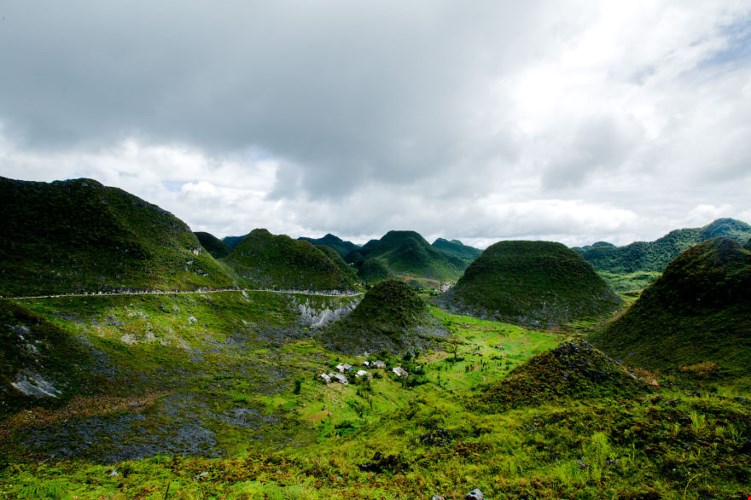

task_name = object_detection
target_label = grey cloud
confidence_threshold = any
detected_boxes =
[0,0,537,199]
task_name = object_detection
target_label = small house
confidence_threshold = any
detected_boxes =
[336,363,353,373]
[372,360,386,369]
[333,373,349,385]
[392,367,409,378]
[355,370,371,378]
[320,373,332,384]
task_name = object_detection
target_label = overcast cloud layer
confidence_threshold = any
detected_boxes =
[1,0,751,247]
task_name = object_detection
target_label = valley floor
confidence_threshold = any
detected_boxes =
[1,292,749,498]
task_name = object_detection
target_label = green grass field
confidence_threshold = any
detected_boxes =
[1,294,750,498]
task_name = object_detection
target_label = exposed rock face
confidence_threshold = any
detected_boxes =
[11,371,61,398]
[296,298,358,328]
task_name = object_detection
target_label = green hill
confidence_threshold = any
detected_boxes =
[319,279,446,354]
[591,238,751,379]
[223,229,357,291]
[443,241,622,327]
[316,245,359,283]
[195,231,231,259]
[0,177,235,296]
[299,233,361,258]
[222,235,245,249]
[431,238,482,265]
[480,342,646,411]
[576,218,751,274]
[345,231,467,284]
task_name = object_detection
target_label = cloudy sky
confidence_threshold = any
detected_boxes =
[1,1,750,247]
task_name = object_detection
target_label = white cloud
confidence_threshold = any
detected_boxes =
[1,1,750,247]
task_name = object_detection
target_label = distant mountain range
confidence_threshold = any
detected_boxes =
[343,231,480,284]
[298,233,361,258]
[575,218,751,274]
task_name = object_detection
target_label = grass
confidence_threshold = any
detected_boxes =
[1,293,750,498]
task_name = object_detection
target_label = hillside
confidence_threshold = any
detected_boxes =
[319,279,446,353]
[345,231,467,284]
[223,229,357,291]
[0,300,95,418]
[443,241,622,327]
[480,342,646,410]
[592,238,751,379]
[431,238,482,265]
[0,177,235,296]
[222,235,245,249]
[299,233,361,258]
[194,231,231,259]
[576,218,751,273]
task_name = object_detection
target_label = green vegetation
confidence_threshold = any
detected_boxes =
[592,238,751,386]
[319,279,445,354]
[431,238,482,265]
[576,218,751,274]
[2,296,750,498]
[480,342,647,411]
[222,235,245,249]
[1,178,750,498]
[0,177,236,296]
[299,233,361,258]
[346,231,469,286]
[598,270,661,294]
[223,229,358,291]
[194,231,231,259]
[444,241,623,327]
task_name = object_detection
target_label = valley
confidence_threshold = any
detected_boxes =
[0,177,750,498]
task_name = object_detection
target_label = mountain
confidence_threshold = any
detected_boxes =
[591,238,751,379]
[319,279,446,354]
[480,342,645,411]
[0,177,235,296]
[442,241,622,327]
[576,218,751,274]
[345,230,467,284]
[298,233,360,258]
[194,231,231,259]
[431,238,482,266]
[222,235,245,249]
[315,245,358,282]
[223,229,357,291]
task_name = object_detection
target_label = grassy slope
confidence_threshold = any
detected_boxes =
[431,238,482,265]
[445,241,623,327]
[1,298,749,498]
[592,238,751,382]
[347,231,467,285]
[0,177,235,296]
[194,231,231,259]
[576,218,751,274]
[223,229,357,291]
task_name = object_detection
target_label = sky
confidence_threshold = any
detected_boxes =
[1,1,751,248]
